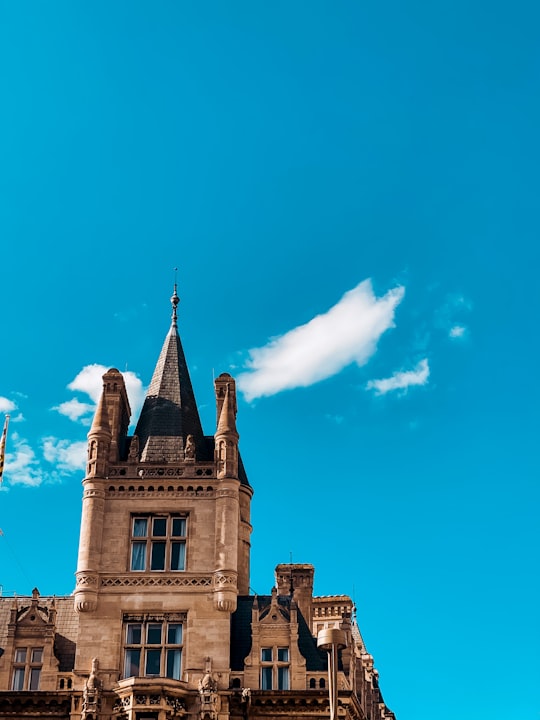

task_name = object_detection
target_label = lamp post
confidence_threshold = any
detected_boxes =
[317,628,347,720]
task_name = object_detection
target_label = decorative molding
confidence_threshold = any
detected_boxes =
[215,487,238,499]
[107,465,215,479]
[83,488,106,500]
[213,571,237,589]
[76,573,99,587]
[101,574,212,588]
[107,489,215,498]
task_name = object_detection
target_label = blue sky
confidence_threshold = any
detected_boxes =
[1,1,539,718]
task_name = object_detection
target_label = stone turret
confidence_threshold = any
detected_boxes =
[214,374,239,479]
[101,368,131,462]
[74,379,112,613]
[213,374,240,612]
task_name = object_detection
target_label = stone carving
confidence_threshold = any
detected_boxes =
[128,435,139,462]
[87,440,97,474]
[184,434,195,460]
[213,571,237,589]
[166,696,186,711]
[76,574,99,588]
[241,688,251,720]
[82,658,101,719]
[101,575,212,588]
[198,658,220,720]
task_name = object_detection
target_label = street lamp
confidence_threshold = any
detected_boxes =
[317,628,347,720]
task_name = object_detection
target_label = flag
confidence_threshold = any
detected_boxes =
[0,414,10,484]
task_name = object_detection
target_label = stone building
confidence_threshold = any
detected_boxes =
[0,289,396,720]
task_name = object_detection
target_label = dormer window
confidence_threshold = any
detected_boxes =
[130,515,187,571]
[11,647,43,690]
[260,647,290,690]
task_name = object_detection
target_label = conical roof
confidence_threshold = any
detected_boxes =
[135,288,204,462]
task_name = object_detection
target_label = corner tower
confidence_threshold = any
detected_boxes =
[73,289,253,715]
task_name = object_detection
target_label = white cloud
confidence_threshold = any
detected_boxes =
[449,325,466,338]
[2,433,88,487]
[4,434,42,487]
[0,397,17,413]
[366,358,430,395]
[53,398,95,422]
[237,280,405,401]
[42,437,87,473]
[68,364,108,403]
[123,371,146,423]
[435,293,472,337]
[61,364,145,426]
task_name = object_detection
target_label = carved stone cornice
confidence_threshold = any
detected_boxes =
[229,690,363,720]
[0,691,71,716]
[100,574,213,589]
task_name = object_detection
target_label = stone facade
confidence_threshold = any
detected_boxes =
[0,293,396,720]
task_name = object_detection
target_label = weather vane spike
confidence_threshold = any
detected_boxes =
[171,266,180,327]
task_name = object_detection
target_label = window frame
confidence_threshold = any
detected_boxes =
[260,646,290,690]
[129,514,187,572]
[11,646,43,691]
[123,615,184,681]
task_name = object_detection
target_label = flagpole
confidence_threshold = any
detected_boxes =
[0,413,10,484]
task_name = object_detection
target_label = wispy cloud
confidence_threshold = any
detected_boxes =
[237,280,405,401]
[449,325,466,339]
[3,433,87,487]
[435,293,472,338]
[42,437,87,473]
[0,397,17,414]
[55,364,145,426]
[366,358,430,395]
[4,434,42,486]
[52,399,95,423]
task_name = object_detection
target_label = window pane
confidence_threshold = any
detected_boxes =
[147,623,162,644]
[277,648,289,662]
[172,518,186,536]
[14,648,27,663]
[261,648,272,662]
[127,624,142,644]
[133,518,148,537]
[29,668,41,690]
[12,668,25,690]
[131,541,147,570]
[152,518,167,536]
[31,648,43,663]
[278,667,289,690]
[261,666,273,690]
[166,649,182,680]
[167,624,182,644]
[171,542,186,571]
[145,649,161,676]
[150,542,166,570]
[124,649,140,678]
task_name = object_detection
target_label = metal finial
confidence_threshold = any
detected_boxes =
[171,267,179,327]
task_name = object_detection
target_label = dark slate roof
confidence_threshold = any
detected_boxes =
[135,325,204,460]
[0,596,78,672]
[231,596,327,671]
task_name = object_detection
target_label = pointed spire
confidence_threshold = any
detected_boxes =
[88,385,111,438]
[135,285,204,463]
[171,270,179,329]
[216,382,238,436]
[87,381,112,477]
